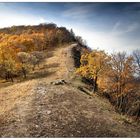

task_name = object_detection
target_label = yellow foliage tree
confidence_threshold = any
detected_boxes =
[76,50,110,92]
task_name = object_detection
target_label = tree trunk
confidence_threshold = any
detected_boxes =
[5,73,8,81]
[32,64,35,71]
[6,71,14,82]
[118,95,124,111]
[22,67,26,79]
[92,76,98,93]
[9,72,14,82]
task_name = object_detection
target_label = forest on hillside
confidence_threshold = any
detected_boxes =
[77,49,140,119]
[0,23,77,82]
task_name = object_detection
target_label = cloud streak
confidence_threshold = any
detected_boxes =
[111,21,139,36]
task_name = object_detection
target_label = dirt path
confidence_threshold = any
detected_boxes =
[0,43,140,137]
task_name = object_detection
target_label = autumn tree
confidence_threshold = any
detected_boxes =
[107,52,136,111]
[17,52,30,78]
[109,52,135,94]
[30,51,45,70]
[28,54,38,70]
[76,50,110,92]
[0,57,16,82]
[0,45,19,82]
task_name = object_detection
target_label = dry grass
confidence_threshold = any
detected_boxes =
[0,79,37,115]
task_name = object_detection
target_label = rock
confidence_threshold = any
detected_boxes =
[35,125,39,128]
[47,110,51,115]
[50,79,67,85]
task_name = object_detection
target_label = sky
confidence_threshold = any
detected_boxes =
[0,2,140,53]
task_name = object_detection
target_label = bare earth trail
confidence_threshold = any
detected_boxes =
[0,44,140,137]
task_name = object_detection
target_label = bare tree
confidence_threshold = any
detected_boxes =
[108,52,135,111]
[110,52,135,94]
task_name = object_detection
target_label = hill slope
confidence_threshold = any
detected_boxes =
[0,43,140,137]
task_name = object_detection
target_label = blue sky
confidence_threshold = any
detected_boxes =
[0,2,140,53]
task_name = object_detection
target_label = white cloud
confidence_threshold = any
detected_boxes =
[0,9,46,28]
[39,17,46,23]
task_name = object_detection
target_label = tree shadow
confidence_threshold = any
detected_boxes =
[29,70,56,79]
[45,51,54,58]
[44,63,60,69]
[0,70,57,89]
